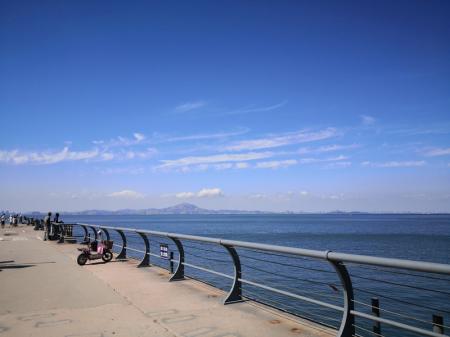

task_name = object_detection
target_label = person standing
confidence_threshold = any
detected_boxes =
[1,213,5,229]
[43,212,52,241]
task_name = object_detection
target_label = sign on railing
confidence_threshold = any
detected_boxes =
[160,244,169,259]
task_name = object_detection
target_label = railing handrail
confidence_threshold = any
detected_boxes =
[74,222,450,275]
[67,221,450,337]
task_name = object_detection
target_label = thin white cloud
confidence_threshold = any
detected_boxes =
[225,128,338,151]
[107,190,145,199]
[298,155,349,164]
[255,159,298,169]
[100,167,145,175]
[225,100,288,115]
[175,188,224,198]
[361,161,426,168]
[423,147,450,157]
[123,148,158,160]
[162,128,249,143]
[361,115,376,126]
[93,132,147,148]
[325,161,352,169]
[0,147,100,165]
[298,144,359,155]
[175,101,207,113]
[0,139,158,165]
[157,152,273,169]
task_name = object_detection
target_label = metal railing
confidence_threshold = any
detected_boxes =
[64,222,449,337]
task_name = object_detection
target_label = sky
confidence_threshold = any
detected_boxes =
[1,0,450,212]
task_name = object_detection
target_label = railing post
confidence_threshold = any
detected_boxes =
[170,252,174,274]
[88,226,98,241]
[328,252,355,337]
[80,225,88,243]
[137,232,150,268]
[222,244,243,304]
[372,298,382,336]
[100,227,110,241]
[433,315,444,334]
[116,229,127,259]
[169,237,184,281]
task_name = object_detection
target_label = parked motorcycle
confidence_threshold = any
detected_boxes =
[77,240,114,265]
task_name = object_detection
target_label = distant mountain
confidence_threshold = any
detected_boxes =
[58,203,270,215]
[15,205,448,216]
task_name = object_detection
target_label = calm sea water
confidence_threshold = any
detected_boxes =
[64,214,450,336]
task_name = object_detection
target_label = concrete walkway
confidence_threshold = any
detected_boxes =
[0,226,334,337]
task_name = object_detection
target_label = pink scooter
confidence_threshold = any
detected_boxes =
[77,239,113,265]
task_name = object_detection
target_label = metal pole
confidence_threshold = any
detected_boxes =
[222,244,243,304]
[88,226,97,241]
[80,225,89,243]
[137,232,150,267]
[170,252,174,274]
[328,257,355,337]
[433,315,444,334]
[372,298,381,336]
[101,228,110,241]
[116,229,127,259]
[169,237,184,281]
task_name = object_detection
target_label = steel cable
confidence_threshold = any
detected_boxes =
[353,287,450,314]
[352,299,450,329]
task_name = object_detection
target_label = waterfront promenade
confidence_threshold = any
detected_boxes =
[0,226,331,337]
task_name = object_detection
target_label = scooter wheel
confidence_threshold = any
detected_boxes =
[102,251,113,262]
[77,253,88,266]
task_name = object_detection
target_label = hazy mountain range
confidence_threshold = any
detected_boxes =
[4,203,440,216]
[57,203,272,215]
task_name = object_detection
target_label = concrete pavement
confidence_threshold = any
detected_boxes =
[0,226,334,337]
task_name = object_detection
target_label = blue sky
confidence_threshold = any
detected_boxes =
[1,0,449,212]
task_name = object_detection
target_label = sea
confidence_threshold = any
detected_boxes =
[63,214,450,337]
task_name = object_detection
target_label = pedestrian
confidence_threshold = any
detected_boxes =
[43,212,52,241]
[1,213,5,229]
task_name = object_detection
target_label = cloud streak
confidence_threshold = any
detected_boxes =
[255,159,297,169]
[423,147,450,157]
[175,101,207,113]
[157,152,273,169]
[225,100,288,115]
[362,161,426,168]
[224,128,338,151]
[93,132,147,148]
[161,128,249,143]
[298,144,359,155]
[0,147,101,165]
